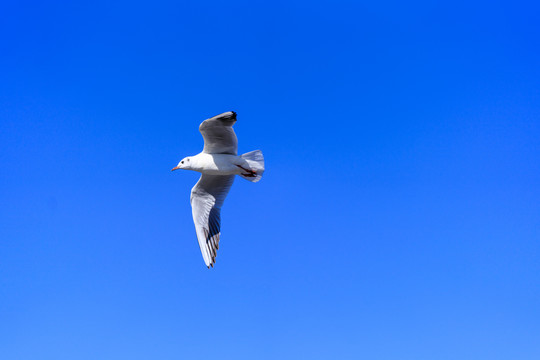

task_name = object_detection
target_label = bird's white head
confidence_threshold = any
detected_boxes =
[171,157,192,171]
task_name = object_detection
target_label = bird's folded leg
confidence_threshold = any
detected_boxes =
[236,165,257,177]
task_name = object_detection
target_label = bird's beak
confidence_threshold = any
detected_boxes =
[171,166,180,171]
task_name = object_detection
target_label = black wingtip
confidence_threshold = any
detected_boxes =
[208,111,237,123]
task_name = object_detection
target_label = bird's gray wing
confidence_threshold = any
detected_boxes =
[190,174,235,267]
[199,111,238,155]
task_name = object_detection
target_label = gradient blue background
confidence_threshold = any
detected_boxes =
[1,1,539,359]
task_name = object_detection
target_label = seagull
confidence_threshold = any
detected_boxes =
[171,111,264,268]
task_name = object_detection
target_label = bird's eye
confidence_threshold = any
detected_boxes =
[181,161,184,164]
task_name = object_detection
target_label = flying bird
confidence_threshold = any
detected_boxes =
[171,111,264,268]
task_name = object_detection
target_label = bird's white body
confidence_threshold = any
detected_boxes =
[188,153,249,176]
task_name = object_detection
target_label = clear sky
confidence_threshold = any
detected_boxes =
[1,1,539,359]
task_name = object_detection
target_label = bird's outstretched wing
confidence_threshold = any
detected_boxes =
[190,174,235,267]
[199,111,238,155]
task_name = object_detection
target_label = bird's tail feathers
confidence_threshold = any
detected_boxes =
[240,150,264,183]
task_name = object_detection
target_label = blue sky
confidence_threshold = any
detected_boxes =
[1,1,539,359]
